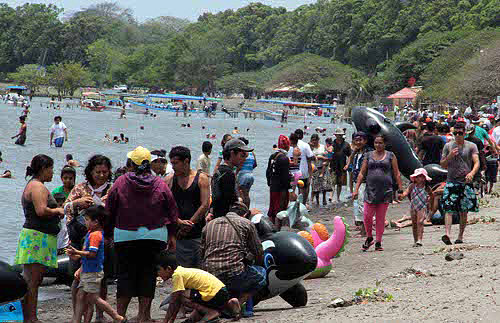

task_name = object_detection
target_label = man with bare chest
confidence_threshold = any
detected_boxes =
[166,146,210,268]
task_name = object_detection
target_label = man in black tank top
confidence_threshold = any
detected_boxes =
[166,146,210,268]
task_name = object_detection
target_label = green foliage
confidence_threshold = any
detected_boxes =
[421,28,500,102]
[48,62,92,96]
[0,0,498,97]
[354,281,394,302]
[9,64,48,94]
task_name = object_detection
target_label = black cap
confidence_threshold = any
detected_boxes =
[223,139,254,153]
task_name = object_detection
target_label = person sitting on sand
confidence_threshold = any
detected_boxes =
[398,168,433,247]
[158,251,240,323]
[66,154,80,168]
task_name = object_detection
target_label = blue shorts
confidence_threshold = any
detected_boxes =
[54,137,64,147]
[237,172,254,190]
[221,265,266,294]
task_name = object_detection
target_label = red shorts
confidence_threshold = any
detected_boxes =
[268,191,289,221]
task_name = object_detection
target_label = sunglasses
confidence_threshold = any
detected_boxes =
[453,131,464,136]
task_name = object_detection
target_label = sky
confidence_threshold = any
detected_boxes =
[4,0,317,21]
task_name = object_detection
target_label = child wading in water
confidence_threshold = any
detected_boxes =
[157,251,241,323]
[66,206,127,323]
[399,168,433,247]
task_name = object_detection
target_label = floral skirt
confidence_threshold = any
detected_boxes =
[311,167,333,193]
[441,182,478,214]
[15,228,58,268]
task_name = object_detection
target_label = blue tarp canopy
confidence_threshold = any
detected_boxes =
[106,99,123,105]
[148,94,221,102]
[6,86,27,90]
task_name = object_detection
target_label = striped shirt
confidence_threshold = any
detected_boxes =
[201,212,263,278]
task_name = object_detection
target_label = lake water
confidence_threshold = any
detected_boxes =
[0,97,351,263]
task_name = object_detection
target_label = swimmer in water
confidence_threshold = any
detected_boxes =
[125,137,129,143]
[232,127,240,134]
[113,136,120,143]
[11,115,27,145]
[187,123,191,128]
[0,170,11,178]
[103,134,111,143]
[65,154,80,167]
[120,133,125,142]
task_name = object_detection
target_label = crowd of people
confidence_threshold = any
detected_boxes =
[8,101,500,323]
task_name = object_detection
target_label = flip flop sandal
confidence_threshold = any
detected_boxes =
[362,237,374,251]
[454,239,464,244]
[375,242,384,251]
[442,235,452,245]
[416,242,423,247]
[412,243,419,248]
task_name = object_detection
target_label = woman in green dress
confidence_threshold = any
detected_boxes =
[15,154,64,323]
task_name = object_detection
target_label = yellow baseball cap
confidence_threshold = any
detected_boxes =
[127,146,151,165]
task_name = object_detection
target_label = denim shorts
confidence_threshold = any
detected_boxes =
[54,137,64,147]
[237,172,255,190]
[221,265,266,294]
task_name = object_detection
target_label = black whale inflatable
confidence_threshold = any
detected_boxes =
[352,107,423,178]
[0,261,28,303]
[251,214,317,307]
[12,255,73,285]
[394,121,417,133]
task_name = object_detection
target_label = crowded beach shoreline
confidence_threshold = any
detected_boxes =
[36,197,500,322]
[1,95,500,323]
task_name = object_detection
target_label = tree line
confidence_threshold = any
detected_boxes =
[1,1,499,102]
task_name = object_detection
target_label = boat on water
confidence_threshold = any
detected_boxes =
[81,99,105,112]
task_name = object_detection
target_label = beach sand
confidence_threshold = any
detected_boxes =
[37,194,500,322]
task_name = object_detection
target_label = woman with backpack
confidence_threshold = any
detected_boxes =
[266,135,291,228]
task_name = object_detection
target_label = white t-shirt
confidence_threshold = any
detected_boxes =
[288,139,314,178]
[51,122,67,139]
[492,126,500,145]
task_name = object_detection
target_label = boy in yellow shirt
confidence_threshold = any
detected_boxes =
[157,252,240,323]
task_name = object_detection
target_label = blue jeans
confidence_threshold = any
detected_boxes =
[221,265,266,295]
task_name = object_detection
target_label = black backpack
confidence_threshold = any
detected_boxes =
[266,151,283,186]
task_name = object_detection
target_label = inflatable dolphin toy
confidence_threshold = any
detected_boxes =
[352,106,423,178]
[0,261,28,304]
[250,214,317,307]
[275,194,313,232]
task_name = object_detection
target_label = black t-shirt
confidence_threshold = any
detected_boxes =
[419,134,445,166]
[211,164,237,217]
[331,139,352,172]
[267,151,291,192]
